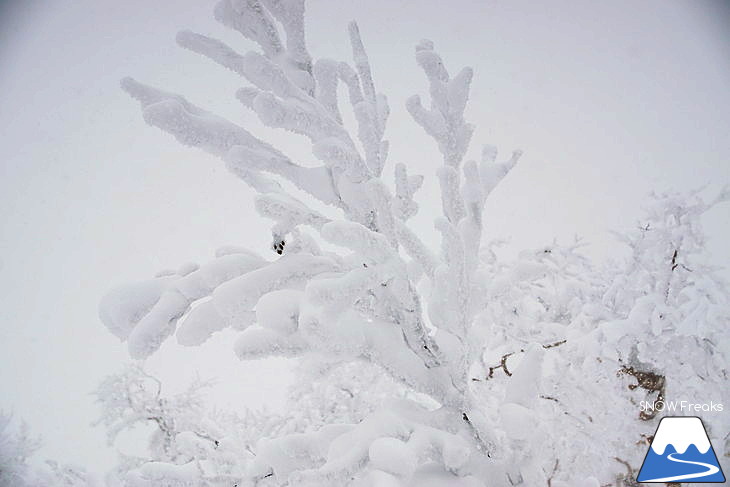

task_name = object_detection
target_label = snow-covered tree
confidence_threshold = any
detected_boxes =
[93,365,291,486]
[103,1,518,483]
[1,413,102,487]
[0,413,39,486]
[469,190,730,486]
[97,1,729,485]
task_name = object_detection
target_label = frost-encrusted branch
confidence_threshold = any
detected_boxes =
[406,39,474,169]
[111,2,528,484]
[402,42,521,380]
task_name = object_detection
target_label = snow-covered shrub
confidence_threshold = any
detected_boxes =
[97,1,729,485]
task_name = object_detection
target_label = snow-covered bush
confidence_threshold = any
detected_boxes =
[95,1,728,485]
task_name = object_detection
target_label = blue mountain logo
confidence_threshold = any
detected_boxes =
[637,416,725,483]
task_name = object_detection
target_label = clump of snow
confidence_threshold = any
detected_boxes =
[368,437,416,478]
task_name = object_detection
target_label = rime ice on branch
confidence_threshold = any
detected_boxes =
[106,0,519,483]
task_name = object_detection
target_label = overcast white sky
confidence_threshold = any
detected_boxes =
[1,0,729,474]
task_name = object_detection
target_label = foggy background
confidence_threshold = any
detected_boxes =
[1,0,728,473]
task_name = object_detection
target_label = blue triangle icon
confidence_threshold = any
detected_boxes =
[637,417,725,483]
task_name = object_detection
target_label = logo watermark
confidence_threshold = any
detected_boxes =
[637,416,725,483]
[639,400,724,414]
